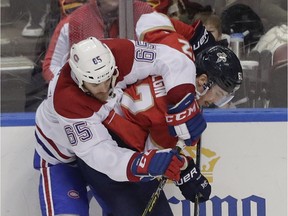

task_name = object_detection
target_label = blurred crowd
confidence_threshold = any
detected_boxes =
[1,0,287,112]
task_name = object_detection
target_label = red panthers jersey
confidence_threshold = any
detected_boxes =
[110,12,199,151]
[121,75,179,151]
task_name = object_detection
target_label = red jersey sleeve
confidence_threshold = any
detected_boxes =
[136,12,195,61]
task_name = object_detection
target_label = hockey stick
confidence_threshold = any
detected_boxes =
[193,136,202,216]
[141,139,186,216]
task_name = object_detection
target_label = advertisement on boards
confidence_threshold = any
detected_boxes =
[164,122,287,216]
[1,118,287,216]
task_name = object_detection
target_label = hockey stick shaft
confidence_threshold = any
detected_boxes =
[193,136,202,216]
[141,139,185,216]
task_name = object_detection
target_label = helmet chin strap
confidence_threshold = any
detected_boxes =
[195,80,213,100]
[108,67,119,98]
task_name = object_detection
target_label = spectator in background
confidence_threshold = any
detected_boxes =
[214,0,287,32]
[146,0,181,19]
[192,10,221,41]
[253,24,288,56]
[220,2,265,50]
[169,1,229,47]
[167,0,181,19]
[42,0,154,82]
[177,0,212,24]
[192,10,230,47]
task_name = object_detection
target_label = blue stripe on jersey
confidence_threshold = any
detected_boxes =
[35,131,58,160]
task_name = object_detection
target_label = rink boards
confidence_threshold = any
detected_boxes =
[1,109,287,216]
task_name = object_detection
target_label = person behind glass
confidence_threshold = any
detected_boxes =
[177,0,212,25]
[42,0,154,82]
[146,0,181,19]
[214,0,287,31]
[34,36,207,215]
[192,10,229,47]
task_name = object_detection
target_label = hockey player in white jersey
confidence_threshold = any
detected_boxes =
[33,37,206,215]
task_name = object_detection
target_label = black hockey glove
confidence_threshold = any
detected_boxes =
[189,20,216,56]
[175,157,211,203]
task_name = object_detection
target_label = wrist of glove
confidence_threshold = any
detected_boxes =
[175,157,211,203]
[189,20,216,56]
[165,93,207,146]
[130,149,185,182]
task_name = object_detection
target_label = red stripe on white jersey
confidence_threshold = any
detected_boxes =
[36,125,72,161]
[41,159,54,216]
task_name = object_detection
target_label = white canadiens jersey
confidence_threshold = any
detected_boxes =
[35,39,196,182]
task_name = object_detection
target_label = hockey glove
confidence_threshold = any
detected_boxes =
[131,149,185,182]
[165,93,207,146]
[189,20,216,56]
[175,157,211,203]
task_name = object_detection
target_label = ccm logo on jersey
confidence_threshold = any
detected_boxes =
[166,103,199,125]
[176,167,198,185]
[193,29,209,51]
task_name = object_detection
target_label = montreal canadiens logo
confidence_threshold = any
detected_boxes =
[67,190,80,199]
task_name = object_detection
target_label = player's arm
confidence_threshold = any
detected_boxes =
[103,110,148,152]
[136,12,194,60]
[136,11,216,57]
[134,45,207,146]
[116,40,206,146]
[135,12,208,145]
[58,91,186,183]
[68,116,185,182]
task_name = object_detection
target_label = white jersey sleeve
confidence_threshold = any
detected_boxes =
[116,41,196,96]
[35,66,136,182]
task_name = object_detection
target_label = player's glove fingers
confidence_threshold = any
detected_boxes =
[197,179,211,203]
[164,155,185,181]
[185,114,207,142]
[175,157,211,203]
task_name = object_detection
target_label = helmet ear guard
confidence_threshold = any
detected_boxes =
[69,37,117,91]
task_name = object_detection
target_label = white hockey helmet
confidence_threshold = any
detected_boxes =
[69,37,116,91]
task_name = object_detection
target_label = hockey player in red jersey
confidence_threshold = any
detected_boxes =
[102,45,243,206]
[34,37,206,215]
[119,45,243,150]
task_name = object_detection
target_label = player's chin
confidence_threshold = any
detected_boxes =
[201,101,215,108]
[94,93,109,102]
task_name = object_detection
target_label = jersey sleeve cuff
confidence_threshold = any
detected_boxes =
[126,152,141,182]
